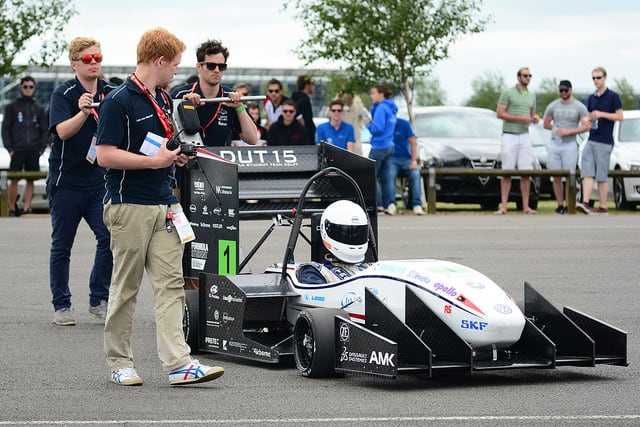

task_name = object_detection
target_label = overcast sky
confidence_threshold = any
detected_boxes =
[22,0,640,105]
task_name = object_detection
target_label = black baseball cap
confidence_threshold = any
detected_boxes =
[558,80,572,88]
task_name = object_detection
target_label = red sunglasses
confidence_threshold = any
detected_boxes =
[74,53,103,64]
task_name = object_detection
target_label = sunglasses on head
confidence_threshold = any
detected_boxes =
[200,62,227,71]
[22,84,35,89]
[282,109,295,114]
[74,53,103,64]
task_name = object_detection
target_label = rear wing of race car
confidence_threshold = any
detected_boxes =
[197,142,377,219]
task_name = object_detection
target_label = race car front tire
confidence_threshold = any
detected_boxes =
[183,289,200,352]
[293,308,346,378]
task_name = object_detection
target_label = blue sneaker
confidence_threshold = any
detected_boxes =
[111,367,143,386]
[168,359,224,385]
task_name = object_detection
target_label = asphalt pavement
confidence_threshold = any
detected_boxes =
[0,213,638,426]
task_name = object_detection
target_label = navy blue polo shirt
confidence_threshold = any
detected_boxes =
[170,83,241,147]
[95,77,178,205]
[48,77,111,192]
[587,88,622,145]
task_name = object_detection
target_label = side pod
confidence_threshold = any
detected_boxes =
[524,281,628,367]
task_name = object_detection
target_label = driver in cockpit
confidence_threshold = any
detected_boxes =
[298,200,372,284]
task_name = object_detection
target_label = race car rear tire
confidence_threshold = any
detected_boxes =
[293,308,345,378]
[183,289,200,352]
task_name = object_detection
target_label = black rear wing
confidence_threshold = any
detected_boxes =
[199,142,377,219]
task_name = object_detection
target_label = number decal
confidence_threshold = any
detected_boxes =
[218,240,237,275]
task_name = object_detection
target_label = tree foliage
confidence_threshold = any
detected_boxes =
[414,77,447,106]
[286,0,489,122]
[465,71,505,110]
[0,0,77,77]
[613,78,638,110]
[536,77,560,115]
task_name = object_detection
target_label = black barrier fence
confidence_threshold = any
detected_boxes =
[421,168,640,214]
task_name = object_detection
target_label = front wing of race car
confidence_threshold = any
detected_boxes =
[192,272,627,378]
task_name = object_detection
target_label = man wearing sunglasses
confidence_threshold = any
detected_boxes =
[315,99,355,151]
[267,99,310,146]
[577,66,624,215]
[47,37,115,327]
[264,78,289,131]
[542,80,590,214]
[1,75,49,217]
[170,39,257,147]
[496,67,539,215]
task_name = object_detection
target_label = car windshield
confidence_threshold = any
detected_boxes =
[618,118,640,143]
[414,111,502,139]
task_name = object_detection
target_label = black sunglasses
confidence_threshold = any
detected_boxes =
[330,109,343,112]
[559,88,569,93]
[282,109,296,114]
[268,89,280,93]
[200,62,227,71]
[22,84,35,89]
[592,76,604,80]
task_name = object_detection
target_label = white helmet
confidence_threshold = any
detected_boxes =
[320,200,369,264]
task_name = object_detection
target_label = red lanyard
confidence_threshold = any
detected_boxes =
[190,81,223,134]
[131,73,173,138]
[90,92,104,123]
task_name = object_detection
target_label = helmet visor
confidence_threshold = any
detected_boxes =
[324,221,368,246]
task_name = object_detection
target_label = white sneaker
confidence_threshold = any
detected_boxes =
[413,205,424,215]
[386,203,397,216]
[168,359,224,385]
[111,367,143,386]
[53,307,76,326]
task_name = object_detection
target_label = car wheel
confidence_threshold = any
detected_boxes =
[613,176,630,210]
[293,308,345,378]
[183,289,200,352]
[480,201,499,211]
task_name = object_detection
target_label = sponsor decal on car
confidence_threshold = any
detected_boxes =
[339,322,350,342]
[369,351,395,367]
[493,304,513,314]
[433,282,458,297]
[461,320,488,331]
[340,347,368,364]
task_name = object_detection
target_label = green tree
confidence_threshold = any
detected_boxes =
[613,78,637,110]
[287,0,489,123]
[536,77,559,115]
[414,77,447,106]
[465,71,505,110]
[0,0,77,77]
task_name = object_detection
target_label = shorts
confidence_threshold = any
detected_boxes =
[9,150,40,172]
[580,139,612,182]
[501,132,533,170]
[546,140,578,170]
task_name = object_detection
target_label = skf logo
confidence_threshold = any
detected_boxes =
[461,320,488,330]
[369,351,395,367]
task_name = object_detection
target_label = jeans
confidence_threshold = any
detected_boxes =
[368,146,395,208]
[48,186,112,311]
[387,157,422,208]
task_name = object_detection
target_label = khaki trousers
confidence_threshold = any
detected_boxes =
[103,202,191,372]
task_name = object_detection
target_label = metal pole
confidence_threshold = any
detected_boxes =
[427,167,436,214]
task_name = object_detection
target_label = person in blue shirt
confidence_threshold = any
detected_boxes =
[387,118,423,215]
[315,99,355,151]
[363,84,397,213]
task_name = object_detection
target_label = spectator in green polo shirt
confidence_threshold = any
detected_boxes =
[495,67,539,215]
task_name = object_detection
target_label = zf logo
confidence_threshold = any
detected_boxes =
[369,351,395,367]
[461,320,488,330]
[339,322,350,342]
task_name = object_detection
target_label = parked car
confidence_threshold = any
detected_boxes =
[0,113,50,213]
[405,106,539,210]
[579,109,640,210]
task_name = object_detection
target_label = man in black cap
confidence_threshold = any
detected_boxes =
[542,80,591,213]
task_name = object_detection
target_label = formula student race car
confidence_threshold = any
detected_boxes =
[181,145,628,379]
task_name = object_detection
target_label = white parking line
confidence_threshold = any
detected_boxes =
[2,415,640,425]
